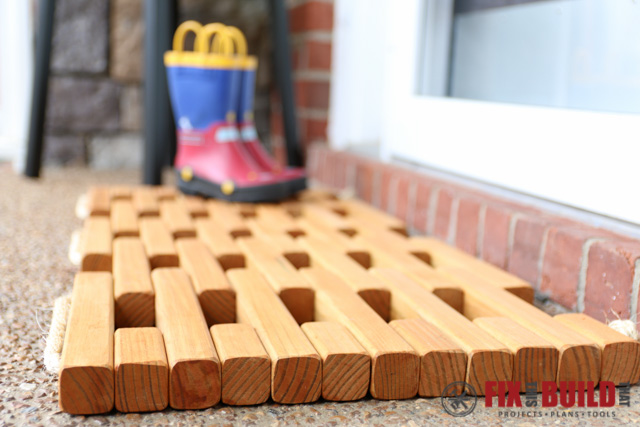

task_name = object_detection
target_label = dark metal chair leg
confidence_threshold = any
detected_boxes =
[269,0,303,167]
[25,0,56,178]
[143,0,177,185]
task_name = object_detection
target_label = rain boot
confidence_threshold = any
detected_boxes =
[226,26,307,196]
[164,21,288,202]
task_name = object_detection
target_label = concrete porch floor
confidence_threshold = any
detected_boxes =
[1,163,638,426]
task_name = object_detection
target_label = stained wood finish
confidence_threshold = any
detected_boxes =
[410,236,534,303]
[298,236,391,321]
[245,221,310,269]
[297,218,371,269]
[210,324,271,405]
[238,237,314,324]
[113,237,154,327]
[59,272,114,414]
[301,321,370,401]
[474,317,558,391]
[139,218,179,269]
[299,203,357,236]
[195,218,245,270]
[437,266,601,384]
[555,313,640,385]
[80,217,112,271]
[301,268,419,400]
[227,269,322,404]
[332,198,407,235]
[389,318,467,397]
[371,268,512,395]
[153,268,221,409]
[255,205,305,237]
[179,195,208,218]
[132,188,160,217]
[114,327,168,412]
[87,186,110,216]
[111,200,139,238]
[151,186,177,201]
[175,238,236,325]
[206,200,251,238]
[160,200,196,239]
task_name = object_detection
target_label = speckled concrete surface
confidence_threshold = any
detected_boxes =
[1,164,640,426]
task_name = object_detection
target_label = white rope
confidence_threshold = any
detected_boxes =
[68,229,82,266]
[608,319,638,340]
[43,294,72,374]
[75,193,88,220]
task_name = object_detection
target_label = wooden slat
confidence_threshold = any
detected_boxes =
[179,195,208,218]
[437,266,601,383]
[473,317,558,391]
[227,269,322,404]
[153,268,221,409]
[109,186,132,200]
[301,321,370,401]
[111,200,139,238]
[371,268,512,395]
[231,202,257,218]
[355,233,464,313]
[329,198,407,235]
[299,203,357,236]
[151,186,177,201]
[175,238,236,325]
[59,272,114,414]
[245,221,310,269]
[114,327,168,412]
[554,313,640,385]
[297,218,371,269]
[87,186,110,216]
[132,188,159,217]
[295,188,338,202]
[255,205,305,237]
[206,200,251,238]
[238,237,314,324]
[195,218,245,270]
[210,324,270,405]
[301,268,419,400]
[160,200,196,239]
[139,218,179,269]
[410,236,534,303]
[298,236,391,321]
[389,318,467,397]
[113,237,154,327]
[80,217,112,272]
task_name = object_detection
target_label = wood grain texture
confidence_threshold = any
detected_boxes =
[301,268,419,400]
[87,186,110,216]
[410,236,534,303]
[238,237,314,324]
[175,238,236,325]
[160,200,196,239]
[371,268,512,395]
[179,195,208,218]
[132,188,160,217]
[245,221,310,269]
[151,186,177,201]
[437,266,601,384]
[210,324,271,405]
[109,186,132,200]
[113,237,154,327]
[473,317,558,391]
[227,269,322,404]
[153,268,221,409]
[206,200,251,238]
[299,203,357,236]
[80,217,112,271]
[332,198,407,235]
[111,200,139,238]
[195,218,245,270]
[59,272,114,414]
[355,233,464,313]
[139,218,179,269]
[301,321,370,401]
[255,205,305,237]
[298,236,391,321]
[114,327,168,412]
[389,318,467,397]
[295,188,338,202]
[554,313,640,385]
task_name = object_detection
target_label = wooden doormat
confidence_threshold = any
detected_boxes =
[56,185,640,414]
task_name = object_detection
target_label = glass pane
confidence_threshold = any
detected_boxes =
[449,0,640,114]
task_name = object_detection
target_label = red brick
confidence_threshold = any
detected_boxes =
[482,205,512,269]
[378,167,394,212]
[433,189,454,241]
[289,1,334,33]
[332,153,348,190]
[305,143,322,178]
[393,176,411,222]
[271,138,287,168]
[540,227,596,310]
[507,215,549,286]
[584,240,640,322]
[411,182,431,233]
[307,40,332,70]
[270,110,283,138]
[295,80,330,110]
[355,161,375,203]
[304,118,328,144]
[455,198,481,256]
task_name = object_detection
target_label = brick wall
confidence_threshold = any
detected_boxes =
[308,144,640,332]
[271,0,333,165]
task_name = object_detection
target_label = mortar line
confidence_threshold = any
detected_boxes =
[506,213,522,271]
[371,170,382,209]
[536,227,552,291]
[476,203,487,259]
[577,238,607,313]
[426,186,441,236]
[447,198,460,246]
[630,259,640,324]
[406,181,418,228]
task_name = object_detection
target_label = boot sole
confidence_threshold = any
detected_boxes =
[176,171,290,203]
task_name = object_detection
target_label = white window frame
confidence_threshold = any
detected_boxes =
[331,0,640,225]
